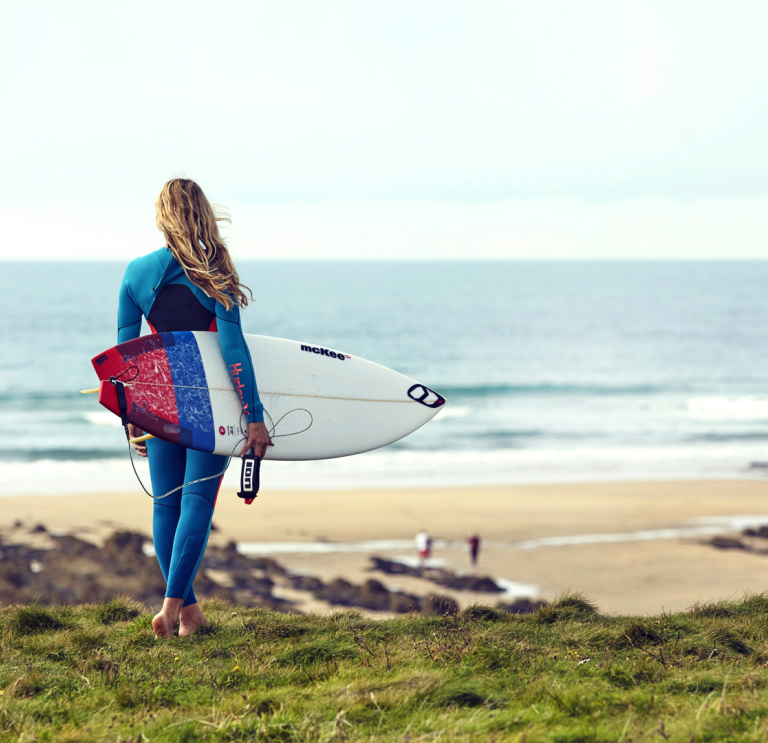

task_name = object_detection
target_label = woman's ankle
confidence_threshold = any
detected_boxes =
[152,597,185,638]
[182,603,206,619]
[179,604,209,636]
[162,596,185,615]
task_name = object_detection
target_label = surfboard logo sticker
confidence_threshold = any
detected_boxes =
[300,344,349,360]
[407,384,445,408]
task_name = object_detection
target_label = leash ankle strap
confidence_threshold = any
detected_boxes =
[237,449,261,505]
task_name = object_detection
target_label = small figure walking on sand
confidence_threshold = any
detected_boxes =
[468,534,481,566]
[415,529,432,566]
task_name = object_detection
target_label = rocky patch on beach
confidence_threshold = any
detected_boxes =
[0,526,544,616]
[365,556,544,615]
[703,525,768,554]
[315,577,421,613]
[0,529,288,610]
[368,555,505,593]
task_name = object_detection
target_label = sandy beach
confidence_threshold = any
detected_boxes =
[3,479,768,615]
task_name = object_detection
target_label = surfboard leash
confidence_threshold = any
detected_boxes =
[111,367,315,503]
[123,425,246,502]
[109,368,242,501]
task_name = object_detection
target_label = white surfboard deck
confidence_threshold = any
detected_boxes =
[198,333,445,459]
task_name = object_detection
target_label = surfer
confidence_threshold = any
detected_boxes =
[117,178,273,638]
[415,529,432,567]
[467,534,481,566]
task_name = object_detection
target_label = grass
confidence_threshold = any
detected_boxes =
[2,593,768,740]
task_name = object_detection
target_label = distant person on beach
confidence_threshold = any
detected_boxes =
[117,179,273,638]
[415,529,432,566]
[468,534,481,566]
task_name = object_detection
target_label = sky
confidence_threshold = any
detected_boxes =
[1,0,767,260]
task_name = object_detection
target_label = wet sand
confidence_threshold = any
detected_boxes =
[2,479,768,615]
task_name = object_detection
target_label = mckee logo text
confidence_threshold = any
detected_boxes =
[229,363,251,416]
[301,344,350,360]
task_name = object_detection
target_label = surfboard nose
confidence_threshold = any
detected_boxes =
[407,384,446,408]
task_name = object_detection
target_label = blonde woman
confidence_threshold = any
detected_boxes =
[117,179,272,638]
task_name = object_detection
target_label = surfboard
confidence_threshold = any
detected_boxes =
[91,331,446,460]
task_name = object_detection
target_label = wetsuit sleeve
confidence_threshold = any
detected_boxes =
[117,268,143,344]
[215,302,264,424]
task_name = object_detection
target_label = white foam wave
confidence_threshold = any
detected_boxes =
[223,443,768,491]
[0,458,147,495]
[82,412,121,427]
[1,442,766,495]
[687,397,768,421]
[433,406,471,420]
[512,515,768,551]
[237,539,422,555]
[494,578,540,599]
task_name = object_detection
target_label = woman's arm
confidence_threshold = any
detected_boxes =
[117,267,148,456]
[215,302,273,458]
[117,271,143,344]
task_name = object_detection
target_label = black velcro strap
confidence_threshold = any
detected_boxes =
[111,377,130,427]
[237,449,260,505]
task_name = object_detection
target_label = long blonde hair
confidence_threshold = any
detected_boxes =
[155,179,252,310]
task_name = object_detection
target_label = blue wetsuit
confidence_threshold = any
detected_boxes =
[117,247,262,606]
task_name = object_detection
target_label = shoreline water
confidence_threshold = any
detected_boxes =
[4,262,768,496]
[2,447,766,496]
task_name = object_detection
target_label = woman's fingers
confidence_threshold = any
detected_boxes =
[128,424,148,457]
[251,436,269,459]
[242,421,273,459]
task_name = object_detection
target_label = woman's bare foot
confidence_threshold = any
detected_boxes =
[179,603,209,637]
[152,597,184,639]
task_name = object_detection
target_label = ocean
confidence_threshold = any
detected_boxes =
[2,260,768,494]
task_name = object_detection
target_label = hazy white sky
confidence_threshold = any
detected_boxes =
[1,0,767,260]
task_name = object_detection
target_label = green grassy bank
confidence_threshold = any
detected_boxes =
[2,594,768,742]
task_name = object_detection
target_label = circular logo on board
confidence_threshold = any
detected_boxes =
[218,426,226,435]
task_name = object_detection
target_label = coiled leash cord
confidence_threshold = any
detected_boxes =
[111,372,313,503]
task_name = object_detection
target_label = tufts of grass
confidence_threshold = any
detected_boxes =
[622,618,662,647]
[276,638,357,666]
[7,671,48,698]
[245,620,314,640]
[93,596,143,625]
[4,604,72,635]
[459,603,510,623]
[708,626,752,655]
[195,623,218,637]
[123,614,153,633]
[70,630,107,653]
[114,684,139,710]
[690,599,735,618]
[734,592,768,615]
[535,591,599,624]
[427,678,503,709]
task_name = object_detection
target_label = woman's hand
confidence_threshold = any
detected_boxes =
[128,423,148,458]
[242,421,274,459]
